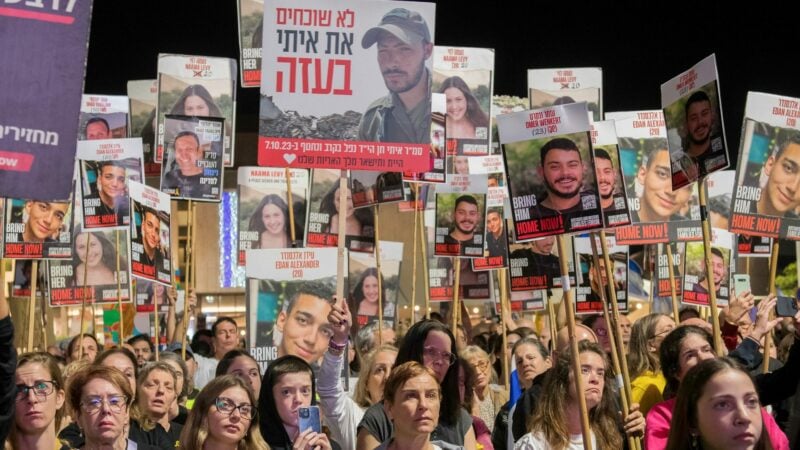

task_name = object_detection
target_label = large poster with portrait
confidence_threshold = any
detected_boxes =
[573,234,628,315]
[607,110,702,245]
[3,196,73,259]
[434,192,487,258]
[661,54,728,189]
[729,92,800,240]
[156,54,237,166]
[591,120,630,228]
[11,259,47,298]
[76,138,144,229]
[498,102,602,240]
[305,168,374,252]
[682,229,734,307]
[348,241,403,327]
[237,0,264,88]
[160,115,224,201]
[403,93,446,183]
[246,247,338,369]
[78,94,129,141]
[0,0,93,200]
[238,167,309,266]
[528,67,602,122]
[257,0,436,172]
[655,242,685,299]
[128,181,172,286]
[127,80,160,177]
[472,187,509,271]
[349,170,405,209]
[133,278,176,313]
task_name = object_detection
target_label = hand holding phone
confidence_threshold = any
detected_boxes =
[734,274,750,297]
[298,406,321,433]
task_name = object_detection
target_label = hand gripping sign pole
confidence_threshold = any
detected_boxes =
[556,234,593,450]
[698,183,724,356]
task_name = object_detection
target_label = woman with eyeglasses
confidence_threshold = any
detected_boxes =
[179,374,268,450]
[627,313,674,415]
[461,345,507,433]
[66,365,160,450]
[356,319,477,450]
[9,352,68,450]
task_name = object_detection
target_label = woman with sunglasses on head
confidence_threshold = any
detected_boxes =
[179,375,268,450]
[9,353,67,450]
[66,365,161,450]
[356,320,477,450]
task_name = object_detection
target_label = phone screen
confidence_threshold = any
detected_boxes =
[734,275,750,296]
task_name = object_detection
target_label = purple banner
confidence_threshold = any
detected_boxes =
[0,1,94,200]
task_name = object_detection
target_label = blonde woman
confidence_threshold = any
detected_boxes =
[461,345,507,432]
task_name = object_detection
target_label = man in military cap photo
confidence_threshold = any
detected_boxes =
[359,8,433,144]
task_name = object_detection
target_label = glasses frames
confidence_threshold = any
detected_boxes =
[215,396,255,420]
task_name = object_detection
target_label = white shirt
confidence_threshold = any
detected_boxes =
[515,431,597,450]
[193,353,219,389]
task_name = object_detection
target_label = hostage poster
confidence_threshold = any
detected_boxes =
[76,138,144,229]
[78,94,129,140]
[258,0,436,173]
[156,54,237,166]
[498,102,602,240]
[238,167,309,265]
[528,67,602,121]
[127,80,161,177]
[128,181,172,286]
[246,247,338,369]
[3,197,73,259]
[160,115,225,201]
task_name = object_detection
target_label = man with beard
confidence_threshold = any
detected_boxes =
[359,8,433,144]
[594,148,628,226]
[533,137,596,218]
[691,247,726,302]
[671,90,724,184]
[443,195,483,257]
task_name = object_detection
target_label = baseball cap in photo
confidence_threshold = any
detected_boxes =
[362,8,431,49]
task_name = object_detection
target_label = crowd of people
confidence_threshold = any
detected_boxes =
[3,281,800,450]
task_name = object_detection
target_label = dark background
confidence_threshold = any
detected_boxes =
[85,0,797,167]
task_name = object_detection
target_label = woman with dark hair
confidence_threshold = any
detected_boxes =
[645,307,794,450]
[352,268,391,323]
[249,194,291,249]
[439,76,489,140]
[10,353,68,450]
[320,183,362,236]
[627,313,674,415]
[169,84,223,118]
[516,341,632,450]
[71,228,125,286]
[356,319,477,450]
[216,349,262,402]
[666,357,770,450]
[259,355,337,450]
[180,375,269,450]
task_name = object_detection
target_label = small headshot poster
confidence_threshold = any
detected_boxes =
[128,181,172,286]
[661,54,729,189]
[160,115,224,201]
